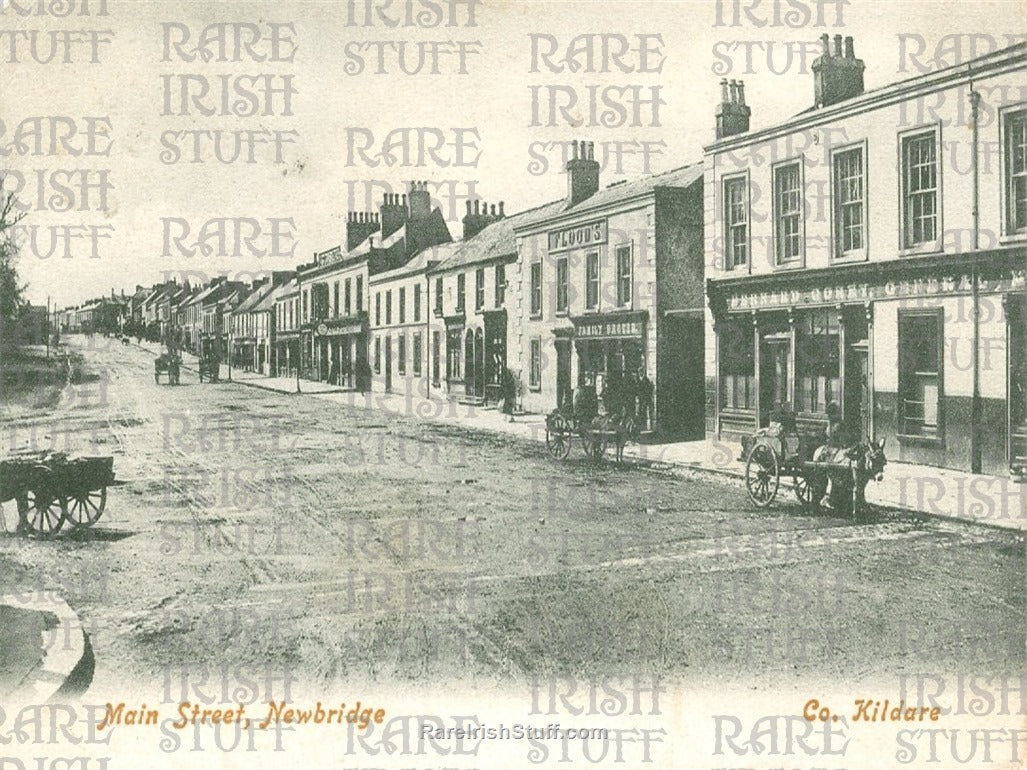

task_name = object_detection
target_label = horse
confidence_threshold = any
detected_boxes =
[588,409,638,464]
[807,437,887,518]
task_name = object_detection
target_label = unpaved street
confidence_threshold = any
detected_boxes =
[1,336,1024,696]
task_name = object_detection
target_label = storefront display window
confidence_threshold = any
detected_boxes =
[898,308,943,438]
[796,308,840,414]
[719,320,755,410]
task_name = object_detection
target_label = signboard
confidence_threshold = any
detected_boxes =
[547,219,607,253]
[725,269,1026,311]
[316,322,328,335]
[575,318,645,339]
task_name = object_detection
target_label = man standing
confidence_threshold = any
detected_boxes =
[636,367,653,431]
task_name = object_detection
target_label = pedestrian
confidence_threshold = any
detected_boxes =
[636,367,653,431]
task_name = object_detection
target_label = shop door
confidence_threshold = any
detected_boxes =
[846,343,870,441]
[384,336,392,392]
[474,329,485,397]
[1010,296,1027,471]
[759,335,790,426]
[464,330,475,395]
[556,340,572,411]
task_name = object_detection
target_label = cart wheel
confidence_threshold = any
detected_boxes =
[65,486,107,527]
[17,489,67,537]
[589,436,607,463]
[745,444,779,507]
[793,473,813,506]
[546,429,571,460]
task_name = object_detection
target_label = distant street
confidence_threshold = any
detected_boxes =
[1,335,1024,698]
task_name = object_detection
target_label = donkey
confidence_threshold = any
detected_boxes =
[808,437,887,518]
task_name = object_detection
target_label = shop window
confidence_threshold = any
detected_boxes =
[399,287,406,324]
[446,328,462,380]
[495,264,505,307]
[530,261,542,317]
[723,176,748,268]
[529,337,542,390]
[833,146,865,257]
[412,332,422,376]
[585,251,599,309]
[719,320,755,410]
[356,276,363,313]
[456,274,466,312]
[435,277,443,315]
[398,334,406,375]
[374,337,381,374]
[344,278,352,316]
[556,257,569,314]
[616,245,632,306]
[902,130,939,248]
[774,162,803,264]
[795,308,840,414]
[333,282,340,316]
[898,309,943,439]
[1005,109,1027,235]
[475,268,485,310]
[414,284,421,321]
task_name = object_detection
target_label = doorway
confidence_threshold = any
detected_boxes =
[759,332,790,426]
[556,339,572,411]
[1009,295,1026,473]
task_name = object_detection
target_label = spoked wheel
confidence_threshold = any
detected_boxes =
[65,486,107,528]
[793,473,813,507]
[745,443,780,507]
[17,488,68,537]
[545,429,571,460]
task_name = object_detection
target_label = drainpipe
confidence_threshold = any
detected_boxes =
[970,84,982,474]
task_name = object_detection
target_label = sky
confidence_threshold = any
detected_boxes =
[1,0,1023,307]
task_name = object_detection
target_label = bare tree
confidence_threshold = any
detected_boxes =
[0,176,27,344]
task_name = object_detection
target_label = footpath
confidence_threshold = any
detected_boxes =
[130,340,1026,532]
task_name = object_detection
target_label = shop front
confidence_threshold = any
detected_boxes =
[707,249,1026,476]
[564,310,649,421]
[314,313,368,387]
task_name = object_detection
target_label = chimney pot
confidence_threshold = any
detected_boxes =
[466,200,472,214]
[821,33,830,55]
[401,194,407,206]
[720,78,729,102]
[474,200,480,215]
[737,81,746,106]
[499,201,505,217]
[490,204,496,216]
[833,34,843,58]
[845,36,854,58]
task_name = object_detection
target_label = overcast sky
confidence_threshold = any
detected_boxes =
[2,0,1022,307]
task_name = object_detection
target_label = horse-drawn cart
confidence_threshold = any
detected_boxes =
[742,422,887,517]
[545,409,638,464]
[154,353,181,384]
[197,356,220,383]
[1,451,115,537]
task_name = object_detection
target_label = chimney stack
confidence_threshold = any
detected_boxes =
[408,179,432,220]
[715,78,751,139]
[462,195,506,239]
[566,138,600,206]
[347,209,381,251]
[813,33,865,108]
